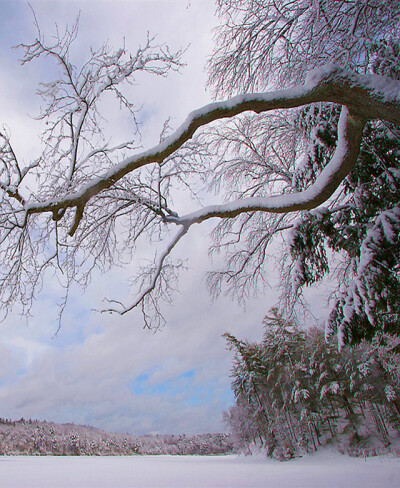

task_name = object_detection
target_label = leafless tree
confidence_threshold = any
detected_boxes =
[1,2,399,332]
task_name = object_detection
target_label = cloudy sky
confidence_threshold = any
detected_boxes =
[0,0,329,435]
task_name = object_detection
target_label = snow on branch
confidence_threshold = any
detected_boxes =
[166,106,365,226]
[23,65,400,231]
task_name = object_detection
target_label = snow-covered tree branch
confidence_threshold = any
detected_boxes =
[1,1,400,337]
[20,66,400,226]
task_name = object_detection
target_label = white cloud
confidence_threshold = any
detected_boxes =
[0,263,270,433]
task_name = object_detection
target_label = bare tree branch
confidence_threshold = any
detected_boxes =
[102,225,189,317]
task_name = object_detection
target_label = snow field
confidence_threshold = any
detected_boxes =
[0,453,399,488]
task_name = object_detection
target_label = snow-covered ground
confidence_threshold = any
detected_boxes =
[0,452,399,488]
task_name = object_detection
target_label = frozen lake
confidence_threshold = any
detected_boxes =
[0,453,399,487]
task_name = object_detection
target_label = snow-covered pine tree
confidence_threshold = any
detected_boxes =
[225,309,309,458]
[224,311,400,457]
[286,44,400,342]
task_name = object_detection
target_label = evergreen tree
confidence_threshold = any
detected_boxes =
[224,310,400,459]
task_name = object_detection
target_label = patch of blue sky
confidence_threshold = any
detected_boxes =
[15,365,28,377]
[0,360,28,388]
[128,368,233,408]
[129,368,195,396]
[130,371,152,395]
[185,381,234,407]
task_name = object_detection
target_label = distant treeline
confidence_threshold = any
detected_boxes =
[0,418,234,456]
